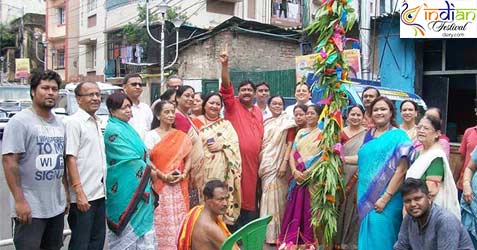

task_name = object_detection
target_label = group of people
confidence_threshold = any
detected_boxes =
[4,51,477,250]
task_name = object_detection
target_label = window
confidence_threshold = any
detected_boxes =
[58,7,65,25]
[86,44,97,70]
[57,49,65,69]
[87,0,97,14]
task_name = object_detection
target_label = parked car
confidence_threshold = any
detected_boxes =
[55,82,123,131]
[0,84,31,139]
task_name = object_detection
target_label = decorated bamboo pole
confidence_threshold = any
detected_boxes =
[304,0,357,246]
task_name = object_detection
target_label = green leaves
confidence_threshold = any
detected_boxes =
[304,0,356,246]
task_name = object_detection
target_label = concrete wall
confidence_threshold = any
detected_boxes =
[376,16,415,93]
[78,0,106,81]
[177,30,301,80]
[105,0,272,31]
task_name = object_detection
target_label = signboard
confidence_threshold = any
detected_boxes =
[296,51,362,84]
[400,0,477,38]
[15,58,30,79]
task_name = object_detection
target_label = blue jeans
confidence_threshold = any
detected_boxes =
[67,198,106,250]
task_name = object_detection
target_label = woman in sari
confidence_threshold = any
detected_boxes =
[174,85,204,207]
[193,92,242,225]
[335,105,366,250]
[462,147,477,247]
[278,104,322,248]
[406,115,460,218]
[399,100,418,141]
[104,92,156,250]
[259,95,296,245]
[357,96,413,250]
[144,100,192,250]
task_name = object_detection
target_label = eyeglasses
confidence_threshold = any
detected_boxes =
[129,82,145,87]
[78,92,101,98]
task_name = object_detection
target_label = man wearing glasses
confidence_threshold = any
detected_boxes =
[122,73,153,139]
[64,82,107,250]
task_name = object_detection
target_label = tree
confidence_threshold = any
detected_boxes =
[0,23,15,52]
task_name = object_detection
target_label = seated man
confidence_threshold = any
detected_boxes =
[178,180,238,250]
[394,178,473,250]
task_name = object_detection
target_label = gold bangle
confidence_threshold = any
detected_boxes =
[385,191,393,197]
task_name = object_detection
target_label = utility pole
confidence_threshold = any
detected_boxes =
[20,7,25,84]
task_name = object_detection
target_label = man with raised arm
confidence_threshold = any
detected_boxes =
[219,48,264,230]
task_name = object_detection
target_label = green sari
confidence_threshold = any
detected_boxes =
[104,117,155,249]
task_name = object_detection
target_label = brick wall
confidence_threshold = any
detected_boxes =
[177,30,301,80]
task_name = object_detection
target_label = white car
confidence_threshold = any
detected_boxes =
[55,82,123,131]
[0,84,32,139]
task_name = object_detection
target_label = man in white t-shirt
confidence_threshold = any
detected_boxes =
[64,82,107,250]
[122,73,153,139]
[284,83,312,119]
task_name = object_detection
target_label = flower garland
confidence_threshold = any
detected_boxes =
[304,0,356,245]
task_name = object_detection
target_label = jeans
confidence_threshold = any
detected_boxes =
[68,198,106,250]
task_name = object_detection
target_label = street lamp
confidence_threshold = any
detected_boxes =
[34,32,47,70]
[145,0,184,88]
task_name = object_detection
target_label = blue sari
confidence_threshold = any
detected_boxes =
[104,117,155,249]
[357,129,412,250]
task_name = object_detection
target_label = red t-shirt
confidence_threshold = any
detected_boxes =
[220,83,264,211]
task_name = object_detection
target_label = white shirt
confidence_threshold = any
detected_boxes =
[256,104,272,121]
[284,100,313,120]
[144,130,161,150]
[129,102,153,140]
[64,108,106,202]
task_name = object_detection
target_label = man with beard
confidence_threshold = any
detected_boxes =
[177,180,238,250]
[394,178,473,250]
[122,73,153,139]
[2,70,68,250]
[219,48,264,230]
[361,86,380,128]
[255,82,272,120]
[64,82,107,250]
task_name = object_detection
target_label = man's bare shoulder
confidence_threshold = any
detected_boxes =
[191,214,228,250]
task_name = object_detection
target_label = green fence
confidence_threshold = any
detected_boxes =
[229,69,297,97]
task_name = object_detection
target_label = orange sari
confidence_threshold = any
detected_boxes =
[149,129,192,205]
[149,129,192,250]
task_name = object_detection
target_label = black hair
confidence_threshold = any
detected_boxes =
[400,100,418,111]
[369,96,398,127]
[425,107,442,120]
[29,70,62,97]
[122,73,142,85]
[74,82,98,97]
[238,80,256,92]
[294,82,310,93]
[362,86,381,98]
[308,104,323,116]
[202,92,223,112]
[347,104,365,116]
[293,104,308,113]
[106,92,132,113]
[400,178,429,196]
[203,180,227,200]
[267,95,285,106]
[256,81,270,90]
[151,101,175,129]
[175,85,195,99]
[160,88,176,102]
